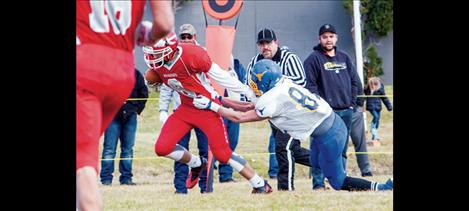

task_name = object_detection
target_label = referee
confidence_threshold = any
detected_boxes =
[246,28,311,191]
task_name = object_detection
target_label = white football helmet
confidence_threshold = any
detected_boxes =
[142,31,178,70]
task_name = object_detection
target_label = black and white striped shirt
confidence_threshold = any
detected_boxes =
[246,46,306,87]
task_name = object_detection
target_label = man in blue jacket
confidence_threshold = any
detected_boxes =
[303,23,360,190]
[100,69,149,186]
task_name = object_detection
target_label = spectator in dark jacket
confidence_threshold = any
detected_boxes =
[100,69,148,186]
[364,77,392,146]
[303,23,359,190]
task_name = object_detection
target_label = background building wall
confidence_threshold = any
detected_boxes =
[135,1,393,84]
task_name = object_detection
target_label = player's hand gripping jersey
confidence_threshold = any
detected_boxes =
[255,78,333,140]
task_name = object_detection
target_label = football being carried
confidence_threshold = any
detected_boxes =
[144,69,162,87]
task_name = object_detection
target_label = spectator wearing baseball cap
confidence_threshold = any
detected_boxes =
[303,23,362,190]
[247,27,310,191]
[178,23,198,44]
[318,23,337,36]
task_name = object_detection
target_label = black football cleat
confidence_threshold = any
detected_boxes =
[252,180,273,194]
[186,157,207,189]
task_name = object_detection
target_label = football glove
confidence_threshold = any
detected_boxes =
[193,95,220,112]
[159,111,169,124]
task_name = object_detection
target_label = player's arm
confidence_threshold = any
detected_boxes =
[219,107,267,123]
[220,97,255,112]
[149,1,174,43]
[158,84,173,123]
[207,62,255,100]
[193,95,267,123]
[303,56,319,94]
[347,57,359,108]
[137,1,174,46]
[136,0,174,46]
[159,84,173,112]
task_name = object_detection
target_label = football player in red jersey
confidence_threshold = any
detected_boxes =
[142,32,273,194]
[76,1,173,210]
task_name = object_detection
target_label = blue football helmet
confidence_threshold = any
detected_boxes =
[249,59,283,96]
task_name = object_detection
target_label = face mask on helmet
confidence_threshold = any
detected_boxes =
[249,78,263,97]
[250,59,283,96]
[142,32,178,70]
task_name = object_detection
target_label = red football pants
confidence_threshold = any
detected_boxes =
[155,105,232,163]
[76,44,135,173]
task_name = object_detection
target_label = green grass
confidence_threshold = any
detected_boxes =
[98,86,393,210]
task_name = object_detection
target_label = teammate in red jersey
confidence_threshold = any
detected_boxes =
[76,1,173,210]
[142,32,273,194]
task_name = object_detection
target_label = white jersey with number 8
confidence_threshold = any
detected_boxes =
[255,78,333,141]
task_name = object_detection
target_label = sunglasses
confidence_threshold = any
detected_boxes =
[180,34,193,40]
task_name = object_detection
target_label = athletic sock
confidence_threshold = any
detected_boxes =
[249,174,265,188]
[188,155,201,168]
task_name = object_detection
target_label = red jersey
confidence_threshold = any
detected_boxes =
[76,0,146,52]
[156,43,219,107]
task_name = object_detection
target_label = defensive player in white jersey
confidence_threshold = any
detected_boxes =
[193,59,393,191]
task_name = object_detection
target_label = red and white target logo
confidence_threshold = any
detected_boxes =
[202,0,243,20]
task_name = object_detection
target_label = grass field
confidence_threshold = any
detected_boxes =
[98,86,393,210]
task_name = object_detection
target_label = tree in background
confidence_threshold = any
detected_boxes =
[343,0,393,80]
[363,43,383,78]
